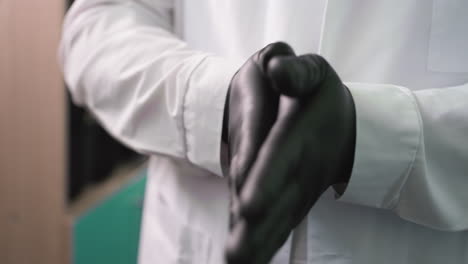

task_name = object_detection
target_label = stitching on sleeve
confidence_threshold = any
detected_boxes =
[180,55,210,159]
[388,86,424,210]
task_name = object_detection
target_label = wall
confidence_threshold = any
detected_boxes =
[0,0,68,263]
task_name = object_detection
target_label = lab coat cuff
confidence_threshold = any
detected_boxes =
[184,56,240,176]
[337,83,422,209]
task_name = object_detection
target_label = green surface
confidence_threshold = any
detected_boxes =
[74,171,147,264]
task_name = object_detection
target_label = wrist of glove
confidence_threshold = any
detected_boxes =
[223,42,356,264]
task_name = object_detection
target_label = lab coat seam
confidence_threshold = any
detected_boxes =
[388,87,424,210]
[181,55,211,160]
[317,0,330,54]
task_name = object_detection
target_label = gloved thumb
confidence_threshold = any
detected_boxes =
[266,54,330,97]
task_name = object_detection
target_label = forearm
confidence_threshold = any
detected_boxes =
[59,0,238,175]
[338,81,468,231]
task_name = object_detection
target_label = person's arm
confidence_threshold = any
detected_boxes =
[59,0,239,175]
[341,81,468,231]
[225,50,468,263]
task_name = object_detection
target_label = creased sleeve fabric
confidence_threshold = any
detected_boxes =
[339,81,468,231]
[59,0,239,176]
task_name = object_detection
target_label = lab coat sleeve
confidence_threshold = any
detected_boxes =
[338,82,468,231]
[59,0,239,176]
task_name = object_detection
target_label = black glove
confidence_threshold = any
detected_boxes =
[222,42,297,229]
[225,44,357,264]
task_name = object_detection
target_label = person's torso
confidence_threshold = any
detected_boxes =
[139,1,468,263]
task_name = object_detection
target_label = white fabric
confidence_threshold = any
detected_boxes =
[59,0,468,263]
[428,0,468,72]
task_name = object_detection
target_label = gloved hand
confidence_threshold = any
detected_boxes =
[222,42,297,229]
[225,44,357,264]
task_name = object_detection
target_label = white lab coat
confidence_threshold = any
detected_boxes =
[60,0,468,263]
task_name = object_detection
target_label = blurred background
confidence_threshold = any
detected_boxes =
[1,1,146,263]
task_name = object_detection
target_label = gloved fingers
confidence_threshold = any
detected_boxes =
[228,185,241,230]
[267,53,330,97]
[226,181,301,264]
[298,54,344,91]
[251,181,301,264]
[290,173,327,229]
[228,61,280,194]
[227,42,301,238]
[228,42,296,195]
[236,100,328,230]
[237,118,302,220]
[255,221,293,264]
[225,219,253,264]
[254,41,296,72]
[228,54,284,229]
[267,55,314,97]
